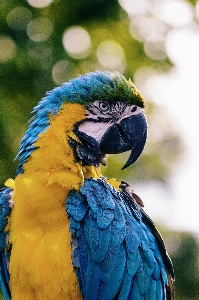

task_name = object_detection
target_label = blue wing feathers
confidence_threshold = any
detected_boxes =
[1,253,9,285]
[125,225,140,253]
[100,243,121,282]
[129,278,144,300]
[153,260,161,280]
[148,277,156,299]
[77,228,101,299]
[136,256,151,295]
[77,231,89,294]
[66,178,174,299]
[156,279,163,300]
[0,268,10,300]
[142,257,154,277]
[98,243,126,300]
[161,267,169,285]
[117,271,133,300]
[81,180,115,214]
[0,188,12,250]
[0,188,12,300]
[96,207,114,229]
[67,191,88,222]
[85,257,101,300]
[126,250,140,277]
[88,216,111,263]
[141,242,155,269]
[111,201,126,233]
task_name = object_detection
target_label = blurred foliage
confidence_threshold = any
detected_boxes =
[162,230,199,300]
[0,0,198,298]
[188,0,197,5]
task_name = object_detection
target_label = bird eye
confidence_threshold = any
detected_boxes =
[99,102,109,112]
[131,106,137,113]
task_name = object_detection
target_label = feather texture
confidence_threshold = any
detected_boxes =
[67,178,174,300]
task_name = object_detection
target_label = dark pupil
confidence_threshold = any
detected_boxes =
[100,103,108,110]
[131,106,137,112]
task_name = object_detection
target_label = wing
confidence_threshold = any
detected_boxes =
[120,190,175,299]
[66,178,174,300]
[0,187,12,300]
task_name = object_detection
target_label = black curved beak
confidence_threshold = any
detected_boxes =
[99,113,147,169]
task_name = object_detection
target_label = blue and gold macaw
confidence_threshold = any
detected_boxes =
[0,71,174,299]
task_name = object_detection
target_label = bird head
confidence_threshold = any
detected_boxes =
[16,71,147,174]
[67,72,148,170]
[72,99,147,170]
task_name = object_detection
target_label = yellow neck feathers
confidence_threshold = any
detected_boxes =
[24,102,101,186]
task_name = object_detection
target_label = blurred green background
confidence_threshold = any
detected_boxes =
[0,0,199,299]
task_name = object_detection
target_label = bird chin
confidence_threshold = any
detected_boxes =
[70,129,104,167]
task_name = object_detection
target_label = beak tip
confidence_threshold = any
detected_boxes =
[121,157,136,170]
[121,166,127,171]
[121,128,147,170]
[121,161,132,170]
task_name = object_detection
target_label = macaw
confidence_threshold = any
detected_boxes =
[0,71,174,300]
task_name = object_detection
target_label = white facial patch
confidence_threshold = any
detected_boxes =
[77,100,144,141]
[77,120,111,142]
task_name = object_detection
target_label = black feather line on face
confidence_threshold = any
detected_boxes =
[78,117,112,124]
[68,130,107,167]
[84,107,98,115]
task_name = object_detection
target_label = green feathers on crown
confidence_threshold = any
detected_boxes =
[60,71,145,108]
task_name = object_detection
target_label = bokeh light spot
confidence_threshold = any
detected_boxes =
[7,7,32,31]
[118,0,149,15]
[130,15,168,42]
[62,26,91,59]
[133,66,157,99]
[144,41,167,60]
[27,0,53,8]
[27,40,52,59]
[27,17,53,42]
[96,40,125,72]
[156,0,193,27]
[0,36,16,62]
[52,60,80,85]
